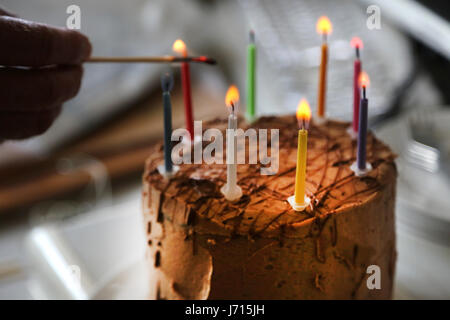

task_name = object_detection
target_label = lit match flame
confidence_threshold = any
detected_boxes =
[172,39,187,56]
[316,16,332,35]
[296,98,311,129]
[358,71,370,88]
[225,85,240,112]
[350,37,363,49]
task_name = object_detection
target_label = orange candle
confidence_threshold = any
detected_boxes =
[316,16,332,119]
[318,42,328,118]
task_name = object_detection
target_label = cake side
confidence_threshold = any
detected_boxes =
[142,115,397,299]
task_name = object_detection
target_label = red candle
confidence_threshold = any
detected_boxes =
[351,37,363,133]
[173,39,194,140]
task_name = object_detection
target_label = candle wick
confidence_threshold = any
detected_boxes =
[362,86,366,99]
[231,102,235,114]
[356,46,360,59]
[300,118,307,130]
[322,33,327,43]
[249,30,255,44]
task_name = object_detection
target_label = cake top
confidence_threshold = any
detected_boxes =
[144,115,396,238]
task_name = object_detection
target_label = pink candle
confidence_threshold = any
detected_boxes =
[351,37,363,133]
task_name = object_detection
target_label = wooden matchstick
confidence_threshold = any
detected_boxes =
[86,56,216,65]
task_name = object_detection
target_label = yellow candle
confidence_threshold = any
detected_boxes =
[316,16,332,119]
[294,128,308,204]
[288,98,311,211]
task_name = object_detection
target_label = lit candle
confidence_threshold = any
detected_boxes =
[288,98,311,212]
[221,85,242,201]
[316,16,332,121]
[350,37,363,136]
[351,71,372,176]
[161,71,174,173]
[246,30,256,122]
[173,39,194,140]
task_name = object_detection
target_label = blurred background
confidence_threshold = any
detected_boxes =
[0,0,449,299]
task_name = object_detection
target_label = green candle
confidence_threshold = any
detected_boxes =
[246,30,256,122]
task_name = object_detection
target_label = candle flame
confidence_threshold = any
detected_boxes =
[296,98,311,129]
[225,85,240,108]
[172,39,187,56]
[316,16,332,35]
[358,71,370,88]
[350,37,363,49]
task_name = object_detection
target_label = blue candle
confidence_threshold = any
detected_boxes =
[357,85,368,170]
[161,71,174,173]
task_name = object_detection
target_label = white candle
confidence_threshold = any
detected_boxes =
[221,86,242,201]
[226,111,238,188]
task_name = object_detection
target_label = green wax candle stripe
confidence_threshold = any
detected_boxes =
[246,42,256,121]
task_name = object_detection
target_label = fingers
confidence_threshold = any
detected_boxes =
[0,105,62,140]
[0,16,91,67]
[0,65,83,111]
[0,8,16,17]
[0,9,88,140]
[0,65,82,139]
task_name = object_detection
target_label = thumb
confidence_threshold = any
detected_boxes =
[0,7,17,17]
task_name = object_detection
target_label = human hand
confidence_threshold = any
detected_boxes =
[0,8,91,139]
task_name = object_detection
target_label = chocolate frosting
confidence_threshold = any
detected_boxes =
[145,115,396,236]
[143,115,397,299]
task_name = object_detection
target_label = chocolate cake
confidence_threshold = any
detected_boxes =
[142,115,397,299]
